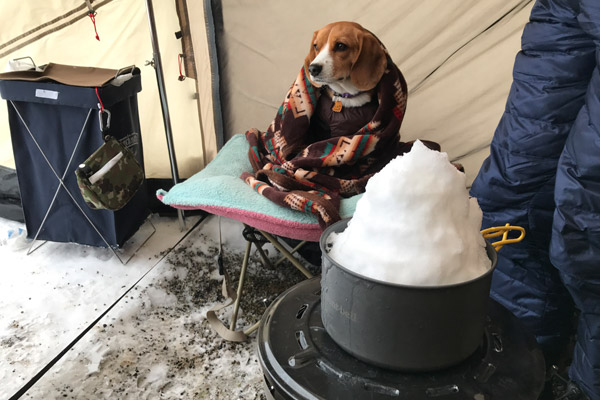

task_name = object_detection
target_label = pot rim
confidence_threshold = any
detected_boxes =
[320,218,498,290]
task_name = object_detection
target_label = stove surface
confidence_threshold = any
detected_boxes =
[257,277,545,400]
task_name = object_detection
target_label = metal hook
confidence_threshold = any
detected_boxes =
[98,108,111,132]
[84,0,95,15]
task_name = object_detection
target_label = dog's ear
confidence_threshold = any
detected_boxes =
[350,32,387,91]
[304,30,319,76]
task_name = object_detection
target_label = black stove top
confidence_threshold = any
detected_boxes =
[257,277,545,400]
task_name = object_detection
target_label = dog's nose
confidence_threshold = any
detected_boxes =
[308,64,322,77]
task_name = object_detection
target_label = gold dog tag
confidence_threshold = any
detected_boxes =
[332,100,343,112]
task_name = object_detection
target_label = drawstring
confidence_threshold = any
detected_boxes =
[88,12,100,41]
[178,53,186,81]
[95,87,104,113]
[95,87,111,134]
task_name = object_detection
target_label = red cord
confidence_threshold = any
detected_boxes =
[88,12,100,41]
[95,87,104,112]
[178,54,185,81]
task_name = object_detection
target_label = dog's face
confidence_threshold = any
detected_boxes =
[304,21,387,91]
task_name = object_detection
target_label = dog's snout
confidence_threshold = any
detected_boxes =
[308,64,322,77]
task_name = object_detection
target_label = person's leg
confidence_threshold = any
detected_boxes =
[550,3,600,399]
[470,0,596,365]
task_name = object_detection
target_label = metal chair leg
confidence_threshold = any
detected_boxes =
[230,240,252,331]
[259,230,314,279]
[243,321,261,336]
[275,240,307,267]
[208,225,314,341]
[254,240,273,268]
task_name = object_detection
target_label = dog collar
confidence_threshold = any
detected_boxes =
[330,89,364,99]
[325,87,368,113]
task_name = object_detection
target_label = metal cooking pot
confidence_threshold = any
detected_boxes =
[320,219,498,372]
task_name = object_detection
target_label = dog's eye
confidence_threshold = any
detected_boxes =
[334,42,348,51]
[313,43,318,51]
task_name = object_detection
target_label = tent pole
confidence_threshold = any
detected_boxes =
[144,0,185,230]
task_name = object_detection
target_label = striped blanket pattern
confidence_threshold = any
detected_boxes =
[241,54,409,229]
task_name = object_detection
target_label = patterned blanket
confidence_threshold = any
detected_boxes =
[242,55,425,229]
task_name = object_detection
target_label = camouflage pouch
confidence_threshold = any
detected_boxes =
[75,136,144,211]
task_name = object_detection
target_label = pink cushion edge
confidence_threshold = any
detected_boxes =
[157,194,321,242]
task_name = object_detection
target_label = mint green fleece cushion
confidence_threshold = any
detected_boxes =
[157,134,360,223]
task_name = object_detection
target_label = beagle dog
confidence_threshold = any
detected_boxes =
[305,21,387,109]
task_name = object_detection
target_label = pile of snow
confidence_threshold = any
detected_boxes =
[328,140,490,286]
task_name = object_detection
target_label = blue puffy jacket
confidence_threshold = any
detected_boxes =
[470,0,600,398]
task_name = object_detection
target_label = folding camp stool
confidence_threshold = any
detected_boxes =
[157,134,361,341]
[204,218,314,342]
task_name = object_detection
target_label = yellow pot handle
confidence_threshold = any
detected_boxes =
[481,223,525,252]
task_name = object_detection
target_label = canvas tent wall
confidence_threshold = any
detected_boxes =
[212,0,534,186]
[0,0,220,181]
[0,0,533,194]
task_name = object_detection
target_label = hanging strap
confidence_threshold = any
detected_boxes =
[177,53,186,81]
[95,87,111,133]
[205,268,248,342]
[85,0,100,41]
[88,12,100,41]
[205,216,248,342]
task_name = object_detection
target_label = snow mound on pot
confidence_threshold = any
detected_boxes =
[328,140,490,286]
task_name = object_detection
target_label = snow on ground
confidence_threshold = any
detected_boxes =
[0,214,199,398]
[0,214,314,399]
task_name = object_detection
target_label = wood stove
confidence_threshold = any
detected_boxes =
[257,277,545,400]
